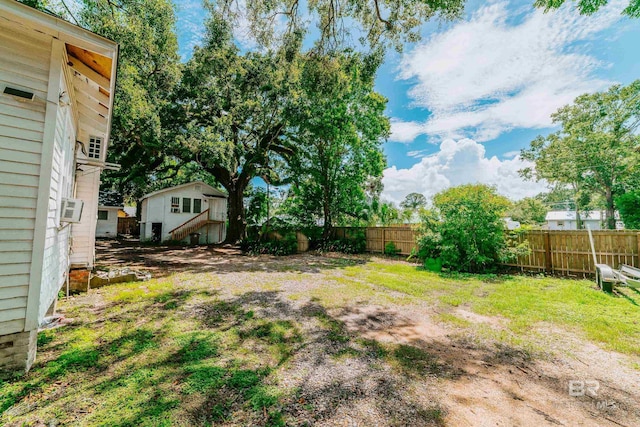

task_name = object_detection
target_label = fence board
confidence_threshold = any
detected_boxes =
[296,231,309,252]
[333,227,640,277]
[117,217,139,235]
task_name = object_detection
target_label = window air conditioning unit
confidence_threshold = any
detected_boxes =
[60,198,84,223]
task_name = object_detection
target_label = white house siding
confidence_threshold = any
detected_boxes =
[39,70,75,322]
[0,25,51,335]
[70,166,101,268]
[96,206,120,238]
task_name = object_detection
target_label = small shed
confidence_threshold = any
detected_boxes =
[96,206,121,238]
[96,191,123,238]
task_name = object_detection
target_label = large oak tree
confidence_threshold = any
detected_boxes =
[170,12,299,242]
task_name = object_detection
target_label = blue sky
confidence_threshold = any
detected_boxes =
[173,0,640,204]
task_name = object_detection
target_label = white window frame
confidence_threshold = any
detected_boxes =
[170,197,180,213]
[88,136,103,160]
[98,210,109,220]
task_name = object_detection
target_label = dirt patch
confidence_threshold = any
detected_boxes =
[337,305,450,343]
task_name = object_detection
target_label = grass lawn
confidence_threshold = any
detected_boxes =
[331,262,640,355]
[1,251,639,426]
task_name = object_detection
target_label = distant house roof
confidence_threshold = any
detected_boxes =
[545,211,604,221]
[140,181,227,201]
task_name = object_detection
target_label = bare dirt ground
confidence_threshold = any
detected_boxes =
[95,240,640,426]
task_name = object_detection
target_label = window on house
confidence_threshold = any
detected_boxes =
[193,198,202,214]
[171,197,180,213]
[557,221,564,227]
[98,210,108,220]
[88,136,103,159]
[183,198,191,213]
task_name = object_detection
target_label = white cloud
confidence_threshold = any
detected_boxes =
[391,0,625,142]
[406,148,432,158]
[389,119,428,143]
[381,138,547,204]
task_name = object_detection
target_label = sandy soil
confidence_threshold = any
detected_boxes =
[95,240,640,426]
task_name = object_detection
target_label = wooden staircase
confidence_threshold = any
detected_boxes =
[169,209,210,241]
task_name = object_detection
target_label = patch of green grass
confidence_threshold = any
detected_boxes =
[435,312,473,328]
[108,280,176,303]
[315,312,350,343]
[389,344,442,376]
[37,330,55,347]
[176,331,220,362]
[1,279,299,426]
[182,364,226,394]
[238,319,303,364]
[342,262,640,355]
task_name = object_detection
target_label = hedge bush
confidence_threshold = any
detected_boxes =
[240,232,298,256]
[415,184,528,273]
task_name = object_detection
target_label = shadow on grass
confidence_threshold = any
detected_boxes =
[614,287,640,307]
[3,286,541,426]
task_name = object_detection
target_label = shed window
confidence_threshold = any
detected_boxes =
[183,198,191,213]
[88,136,103,159]
[171,197,180,213]
[193,199,202,214]
[557,221,564,227]
[98,210,108,220]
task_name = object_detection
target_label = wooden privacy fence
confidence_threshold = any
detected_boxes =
[117,217,139,235]
[332,227,640,277]
[332,226,418,255]
[505,230,640,276]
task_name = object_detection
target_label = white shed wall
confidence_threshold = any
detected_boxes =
[70,166,101,268]
[96,207,120,238]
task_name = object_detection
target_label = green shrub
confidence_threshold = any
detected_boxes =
[616,191,640,229]
[415,184,527,273]
[315,230,366,254]
[384,241,400,256]
[240,232,298,256]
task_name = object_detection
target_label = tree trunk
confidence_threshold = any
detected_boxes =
[322,202,332,239]
[605,187,616,230]
[225,184,247,244]
[322,185,332,239]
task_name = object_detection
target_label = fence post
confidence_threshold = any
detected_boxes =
[544,231,552,274]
